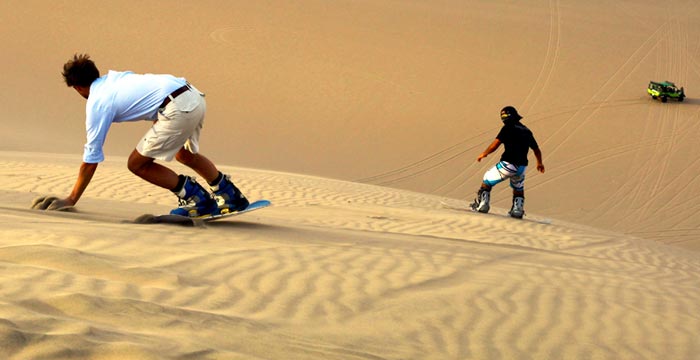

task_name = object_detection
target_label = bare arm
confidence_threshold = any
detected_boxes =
[32,162,98,210]
[66,162,98,205]
[533,147,545,173]
[477,139,502,162]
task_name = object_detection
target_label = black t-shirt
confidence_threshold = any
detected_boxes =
[496,122,539,166]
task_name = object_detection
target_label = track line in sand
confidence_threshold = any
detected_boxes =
[520,0,561,113]
[542,21,669,158]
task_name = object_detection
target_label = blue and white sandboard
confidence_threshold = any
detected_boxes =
[136,199,271,225]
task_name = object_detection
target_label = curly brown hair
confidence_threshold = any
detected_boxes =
[62,53,100,87]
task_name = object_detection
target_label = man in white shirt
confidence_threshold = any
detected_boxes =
[33,54,249,217]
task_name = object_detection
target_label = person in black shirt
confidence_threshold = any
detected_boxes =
[471,106,545,218]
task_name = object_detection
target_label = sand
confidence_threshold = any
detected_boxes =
[1,1,700,359]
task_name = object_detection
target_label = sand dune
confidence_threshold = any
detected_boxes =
[2,152,699,359]
[3,1,700,246]
[2,0,700,359]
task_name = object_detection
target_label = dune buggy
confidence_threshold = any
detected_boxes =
[647,81,685,102]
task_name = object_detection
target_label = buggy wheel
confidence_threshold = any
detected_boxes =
[661,96,668,103]
[679,96,685,102]
[652,95,658,99]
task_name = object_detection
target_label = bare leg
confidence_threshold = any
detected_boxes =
[127,149,179,190]
[174,148,219,184]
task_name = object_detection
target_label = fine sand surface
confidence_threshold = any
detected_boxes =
[1,151,700,359]
[3,1,700,247]
[2,0,700,359]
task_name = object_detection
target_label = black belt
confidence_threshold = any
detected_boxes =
[160,84,190,108]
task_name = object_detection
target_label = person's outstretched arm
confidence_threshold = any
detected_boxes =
[32,162,98,210]
[477,139,502,162]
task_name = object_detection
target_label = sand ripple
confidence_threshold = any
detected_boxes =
[0,153,698,359]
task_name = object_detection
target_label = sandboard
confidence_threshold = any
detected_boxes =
[440,201,551,225]
[135,199,271,225]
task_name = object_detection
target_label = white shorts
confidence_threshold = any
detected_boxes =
[483,161,527,191]
[136,86,206,161]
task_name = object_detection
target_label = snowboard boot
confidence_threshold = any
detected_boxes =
[470,189,490,213]
[210,172,249,214]
[170,176,219,217]
[509,196,525,219]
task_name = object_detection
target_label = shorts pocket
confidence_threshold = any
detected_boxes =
[172,91,202,112]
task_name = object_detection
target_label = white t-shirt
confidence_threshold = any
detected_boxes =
[83,70,187,163]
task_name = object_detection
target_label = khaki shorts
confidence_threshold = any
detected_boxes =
[136,86,206,161]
